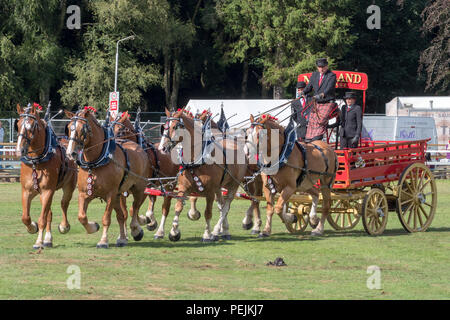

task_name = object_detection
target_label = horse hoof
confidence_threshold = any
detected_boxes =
[258,233,270,238]
[96,243,109,249]
[28,222,38,234]
[58,224,71,234]
[154,234,164,240]
[242,222,254,230]
[187,211,201,221]
[33,244,43,250]
[251,230,260,235]
[145,216,151,224]
[147,221,158,231]
[95,222,100,232]
[116,241,127,247]
[133,229,144,242]
[221,234,232,241]
[169,232,181,242]
[201,237,212,243]
[43,242,53,248]
[311,230,323,237]
[211,235,220,242]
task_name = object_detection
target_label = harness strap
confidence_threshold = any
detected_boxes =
[116,143,130,191]
[146,143,160,178]
[219,147,228,185]
[295,141,308,187]
[311,143,329,173]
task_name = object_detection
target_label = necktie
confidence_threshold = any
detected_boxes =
[318,74,324,87]
[302,98,306,108]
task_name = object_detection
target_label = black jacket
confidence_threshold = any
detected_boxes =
[339,104,362,138]
[291,96,312,139]
[303,70,336,103]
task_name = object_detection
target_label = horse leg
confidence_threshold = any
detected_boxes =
[169,197,184,242]
[308,188,320,230]
[146,195,158,231]
[201,193,215,242]
[260,186,275,238]
[242,204,254,230]
[275,186,296,225]
[211,191,225,241]
[129,188,146,242]
[114,195,128,247]
[35,190,55,249]
[78,193,99,234]
[312,187,331,236]
[21,188,38,234]
[58,182,75,234]
[154,196,171,239]
[187,196,201,221]
[216,192,235,241]
[43,209,53,247]
[96,193,116,248]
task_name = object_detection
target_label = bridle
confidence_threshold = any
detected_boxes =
[111,117,133,139]
[68,112,92,146]
[16,110,40,155]
[162,116,186,152]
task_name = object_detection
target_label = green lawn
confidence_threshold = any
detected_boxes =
[0,181,449,300]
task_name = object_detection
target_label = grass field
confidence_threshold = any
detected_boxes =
[0,181,449,300]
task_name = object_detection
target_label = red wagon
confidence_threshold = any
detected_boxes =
[280,72,437,236]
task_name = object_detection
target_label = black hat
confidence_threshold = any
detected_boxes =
[316,58,328,67]
[296,81,306,88]
[344,91,357,99]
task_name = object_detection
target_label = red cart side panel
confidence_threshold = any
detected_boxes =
[333,139,428,189]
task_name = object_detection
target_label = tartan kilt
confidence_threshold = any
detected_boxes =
[305,102,336,140]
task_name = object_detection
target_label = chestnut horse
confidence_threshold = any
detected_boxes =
[159,108,248,241]
[196,110,264,234]
[245,115,338,236]
[15,104,77,249]
[65,108,152,248]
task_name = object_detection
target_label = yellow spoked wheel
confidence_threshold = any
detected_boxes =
[327,199,361,230]
[282,202,310,234]
[396,163,437,232]
[362,188,388,236]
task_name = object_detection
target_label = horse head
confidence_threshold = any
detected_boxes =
[244,114,281,164]
[15,103,45,157]
[158,107,188,154]
[64,107,96,160]
[112,111,136,142]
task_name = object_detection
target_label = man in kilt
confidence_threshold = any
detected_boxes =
[301,58,337,142]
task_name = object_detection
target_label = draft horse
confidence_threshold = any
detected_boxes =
[245,115,338,236]
[65,108,152,248]
[15,104,77,249]
[159,108,248,241]
[111,110,199,240]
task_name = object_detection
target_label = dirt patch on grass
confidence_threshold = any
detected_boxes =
[254,287,283,293]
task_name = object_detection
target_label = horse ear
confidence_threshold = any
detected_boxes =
[17,104,24,114]
[64,110,74,119]
[165,108,171,117]
[250,114,255,123]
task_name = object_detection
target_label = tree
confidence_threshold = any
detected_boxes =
[419,0,450,94]
[216,0,357,99]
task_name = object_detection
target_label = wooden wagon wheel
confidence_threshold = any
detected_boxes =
[327,199,361,230]
[396,163,437,232]
[362,188,388,236]
[282,202,310,234]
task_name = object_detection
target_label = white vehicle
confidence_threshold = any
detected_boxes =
[361,115,438,149]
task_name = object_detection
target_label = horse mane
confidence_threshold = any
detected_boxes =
[260,116,285,134]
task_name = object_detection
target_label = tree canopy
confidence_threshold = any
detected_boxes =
[0,0,447,117]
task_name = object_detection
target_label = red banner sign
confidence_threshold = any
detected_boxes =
[297,70,368,91]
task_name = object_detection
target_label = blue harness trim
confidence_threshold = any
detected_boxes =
[77,127,116,170]
[21,126,59,165]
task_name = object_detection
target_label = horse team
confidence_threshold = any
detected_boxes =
[15,103,337,249]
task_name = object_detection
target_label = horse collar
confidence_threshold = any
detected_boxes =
[77,126,116,170]
[21,126,58,165]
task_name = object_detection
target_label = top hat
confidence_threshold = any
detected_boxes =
[316,58,329,67]
[343,91,357,99]
[296,81,306,89]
